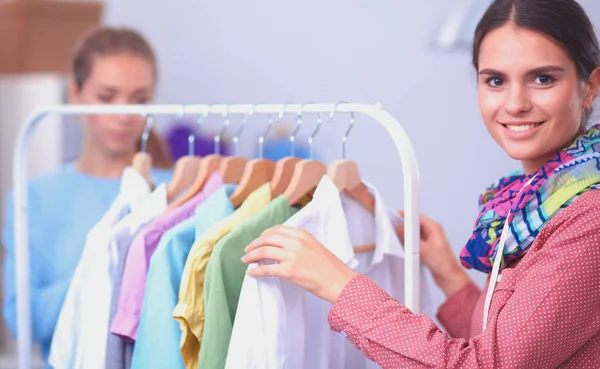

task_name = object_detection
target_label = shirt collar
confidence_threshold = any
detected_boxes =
[120,166,153,212]
[351,181,404,268]
[300,175,359,268]
[338,181,404,272]
[114,184,168,232]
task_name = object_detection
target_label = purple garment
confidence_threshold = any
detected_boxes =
[165,119,231,160]
[110,172,224,341]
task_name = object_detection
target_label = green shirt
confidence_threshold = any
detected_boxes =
[198,196,298,369]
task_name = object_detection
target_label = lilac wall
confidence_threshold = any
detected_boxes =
[103,0,600,310]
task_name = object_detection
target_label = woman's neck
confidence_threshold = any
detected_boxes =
[76,144,134,179]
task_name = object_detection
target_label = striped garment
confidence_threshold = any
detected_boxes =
[461,124,600,273]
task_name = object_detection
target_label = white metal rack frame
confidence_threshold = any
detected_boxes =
[12,102,420,369]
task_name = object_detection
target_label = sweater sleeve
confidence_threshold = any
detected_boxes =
[328,196,600,368]
[2,190,70,346]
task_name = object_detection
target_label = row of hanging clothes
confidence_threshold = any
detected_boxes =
[48,104,433,369]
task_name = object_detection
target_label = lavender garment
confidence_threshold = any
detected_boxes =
[165,119,230,160]
[109,172,224,342]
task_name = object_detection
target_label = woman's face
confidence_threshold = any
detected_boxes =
[477,24,598,174]
[69,53,155,158]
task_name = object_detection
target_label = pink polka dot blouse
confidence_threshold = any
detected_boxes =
[328,190,600,368]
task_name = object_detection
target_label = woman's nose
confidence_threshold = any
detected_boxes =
[504,85,533,116]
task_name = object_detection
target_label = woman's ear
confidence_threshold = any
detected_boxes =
[583,66,600,109]
[68,79,81,104]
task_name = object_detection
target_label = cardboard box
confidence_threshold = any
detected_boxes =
[0,0,103,74]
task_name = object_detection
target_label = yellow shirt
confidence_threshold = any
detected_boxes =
[173,183,272,369]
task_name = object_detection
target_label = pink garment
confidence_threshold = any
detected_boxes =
[329,190,600,368]
[110,173,223,341]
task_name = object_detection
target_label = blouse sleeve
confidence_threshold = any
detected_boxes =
[328,197,600,368]
[436,281,481,339]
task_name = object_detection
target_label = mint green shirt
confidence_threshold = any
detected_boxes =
[198,196,298,369]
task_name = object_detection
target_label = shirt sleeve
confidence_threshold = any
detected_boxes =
[328,199,600,368]
[2,189,71,346]
[436,281,481,339]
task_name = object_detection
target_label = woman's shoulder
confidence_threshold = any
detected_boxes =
[27,163,80,190]
[535,189,600,250]
[558,189,600,221]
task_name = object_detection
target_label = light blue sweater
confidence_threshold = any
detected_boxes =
[1,163,172,367]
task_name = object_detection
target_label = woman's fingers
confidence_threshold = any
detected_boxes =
[242,246,291,264]
[245,232,300,253]
[260,225,307,239]
[246,263,286,278]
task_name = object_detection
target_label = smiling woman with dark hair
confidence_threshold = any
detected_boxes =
[242,0,600,367]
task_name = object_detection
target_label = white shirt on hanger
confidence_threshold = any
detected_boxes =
[225,175,433,369]
[49,168,167,369]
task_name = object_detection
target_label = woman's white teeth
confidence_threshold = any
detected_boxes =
[506,123,541,132]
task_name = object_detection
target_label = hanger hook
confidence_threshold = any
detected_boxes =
[308,105,334,160]
[189,108,208,157]
[140,113,154,153]
[291,102,312,157]
[259,104,284,159]
[233,106,254,157]
[335,101,355,159]
[215,105,231,155]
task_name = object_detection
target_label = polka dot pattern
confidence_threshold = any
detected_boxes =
[328,190,600,368]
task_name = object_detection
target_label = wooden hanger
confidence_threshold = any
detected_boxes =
[132,151,153,186]
[328,160,375,213]
[218,156,247,184]
[328,160,376,253]
[271,157,301,198]
[165,118,203,202]
[230,159,276,207]
[283,159,327,206]
[329,106,375,252]
[165,111,225,211]
[218,109,255,184]
[166,155,201,203]
[133,114,155,187]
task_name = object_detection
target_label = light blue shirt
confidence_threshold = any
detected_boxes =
[131,184,237,369]
[1,163,172,367]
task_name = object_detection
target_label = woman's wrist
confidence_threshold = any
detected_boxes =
[325,268,359,304]
[432,263,472,299]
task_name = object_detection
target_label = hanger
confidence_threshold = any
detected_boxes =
[230,106,276,207]
[327,104,376,252]
[283,103,327,206]
[132,113,154,186]
[219,106,248,184]
[269,106,298,197]
[166,109,222,211]
[165,106,202,203]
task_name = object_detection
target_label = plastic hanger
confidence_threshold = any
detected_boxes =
[283,104,327,206]
[166,109,222,211]
[219,108,248,184]
[327,105,376,252]
[132,113,154,187]
[166,107,201,203]
[230,107,276,207]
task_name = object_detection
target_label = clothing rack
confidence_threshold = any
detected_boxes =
[12,102,421,369]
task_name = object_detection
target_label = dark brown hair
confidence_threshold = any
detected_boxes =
[472,0,600,80]
[71,27,173,168]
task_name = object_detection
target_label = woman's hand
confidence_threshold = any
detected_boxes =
[242,225,358,304]
[396,211,471,298]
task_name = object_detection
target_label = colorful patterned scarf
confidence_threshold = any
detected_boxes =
[460,124,600,273]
